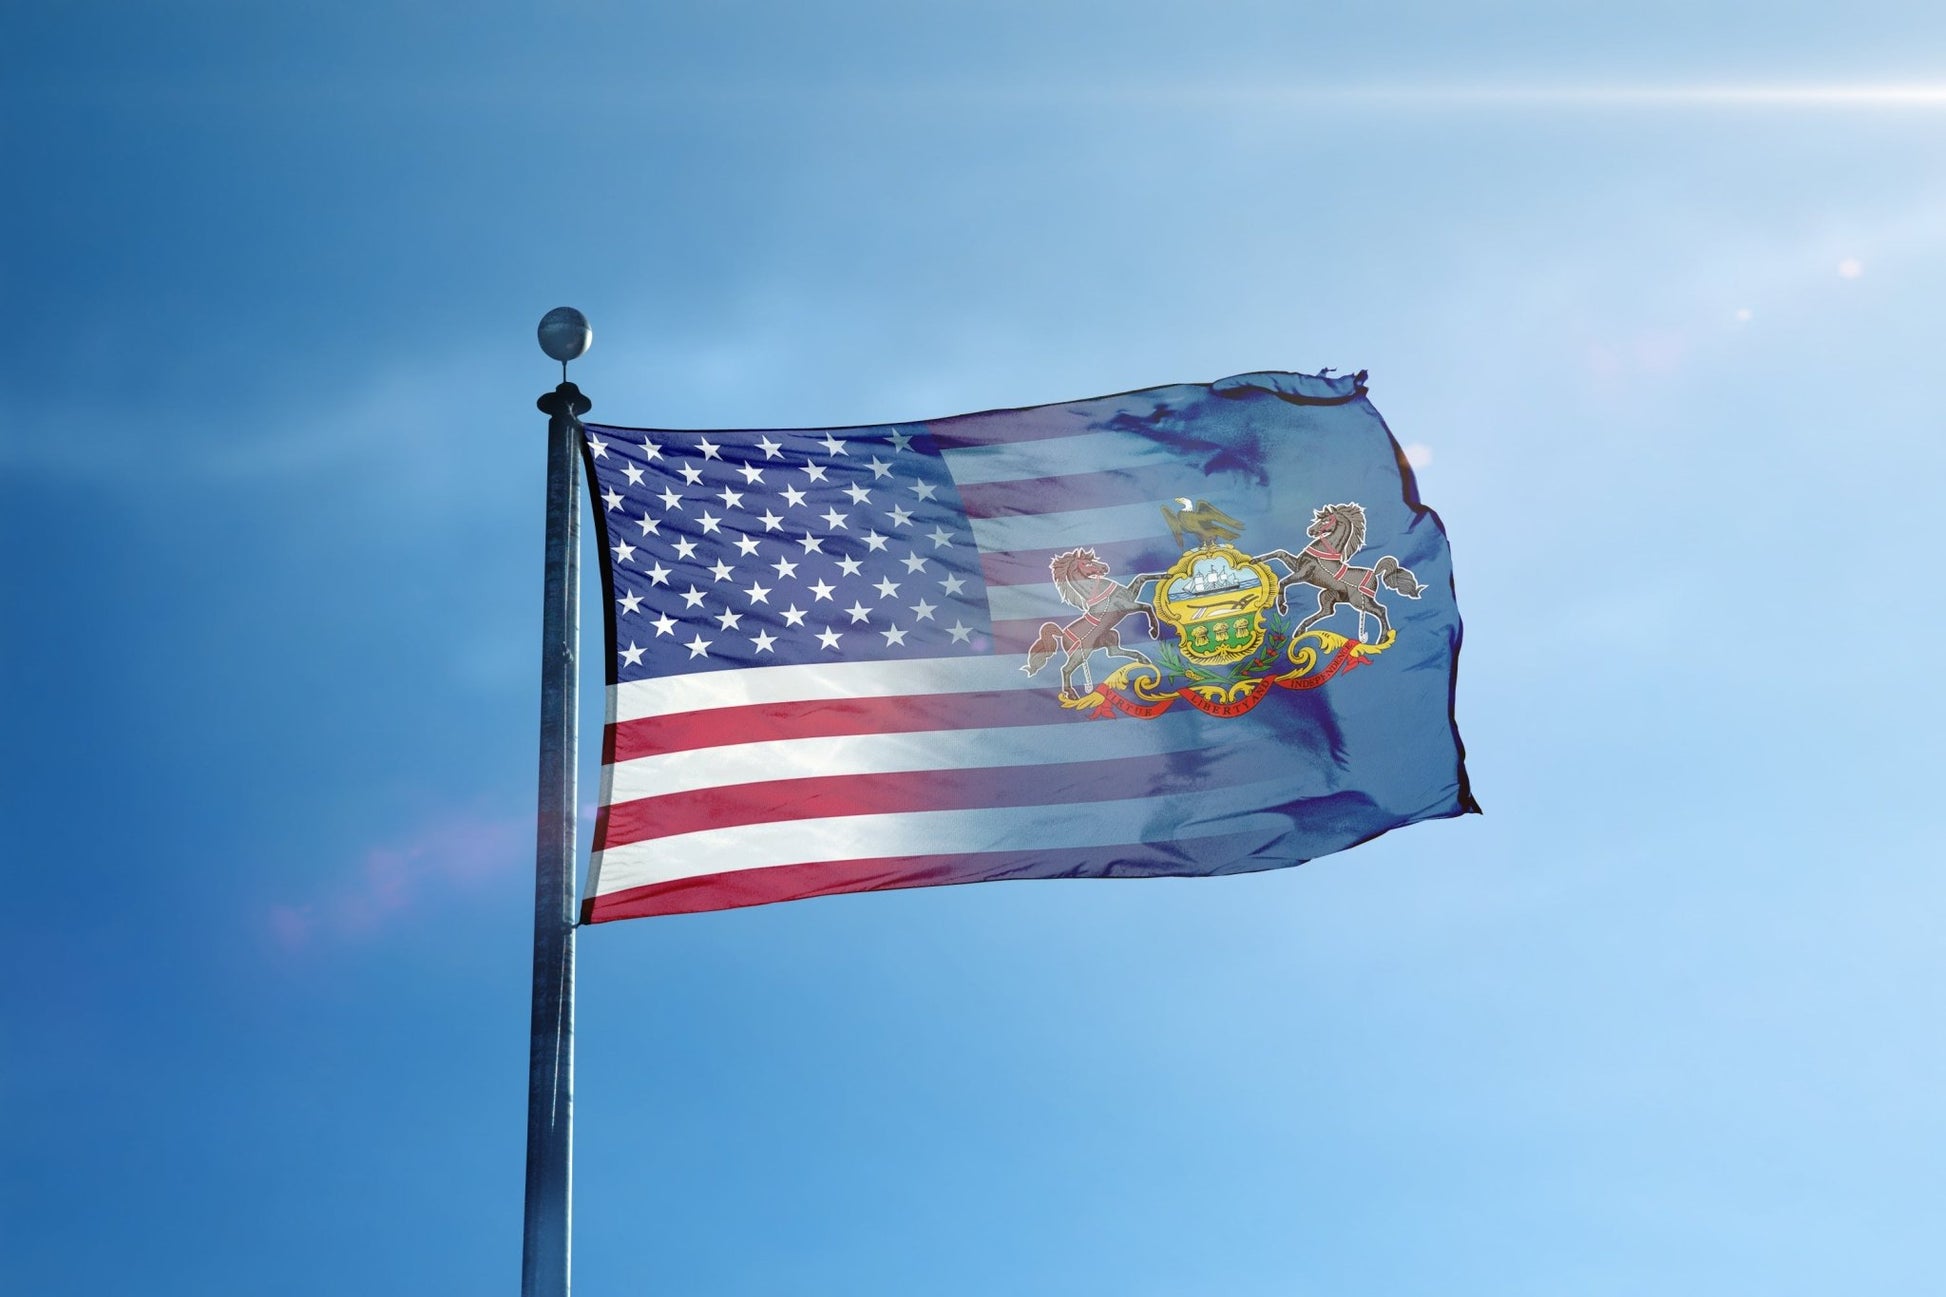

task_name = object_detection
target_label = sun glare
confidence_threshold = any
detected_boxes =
[1545,84,1946,106]
[1238,82,1946,108]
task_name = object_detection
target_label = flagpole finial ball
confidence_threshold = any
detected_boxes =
[538,307,592,364]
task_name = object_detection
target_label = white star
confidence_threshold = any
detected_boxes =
[807,579,835,601]
[737,463,765,484]
[821,507,848,530]
[872,576,900,599]
[771,556,800,579]
[678,463,704,485]
[939,573,966,596]
[751,629,777,654]
[744,581,771,604]
[801,463,829,483]
[680,585,707,609]
[887,505,913,528]
[780,485,808,509]
[622,462,645,486]
[880,625,908,646]
[780,604,809,627]
[640,439,662,462]
[819,433,847,456]
[658,487,683,511]
[734,535,761,557]
[862,531,889,553]
[651,612,678,637]
[928,526,953,549]
[797,533,823,553]
[900,553,928,574]
[684,633,711,659]
[816,627,842,651]
[716,486,744,510]
[714,608,742,631]
[617,590,643,614]
[602,488,624,511]
[843,483,871,505]
[910,599,937,621]
[646,562,672,586]
[845,601,871,624]
[756,435,783,460]
[697,511,723,535]
[866,457,892,480]
[672,537,699,560]
[611,539,636,563]
[911,479,938,501]
[947,620,973,644]
[635,513,659,536]
[758,510,784,532]
[889,429,914,452]
[835,556,863,577]
[709,559,735,583]
[697,437,721,460]
[620,641,646,667]
[585,434,609,459]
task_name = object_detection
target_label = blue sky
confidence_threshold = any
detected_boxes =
[5,3,1945,1294]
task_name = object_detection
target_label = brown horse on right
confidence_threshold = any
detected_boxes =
[1259,503,1425,642]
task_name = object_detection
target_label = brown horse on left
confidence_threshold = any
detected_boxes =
[1023,549,1163,698]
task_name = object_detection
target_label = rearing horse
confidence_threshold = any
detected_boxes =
[1023,549,1163,698]
[1260,502,1424,641]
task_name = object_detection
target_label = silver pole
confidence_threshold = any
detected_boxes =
[524,309,592,1297]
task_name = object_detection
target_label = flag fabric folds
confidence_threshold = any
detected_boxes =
[577,370,1475,922]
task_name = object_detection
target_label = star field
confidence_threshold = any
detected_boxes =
[583,424,992,679]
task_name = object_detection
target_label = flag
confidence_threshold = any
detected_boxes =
[577,369,1475,922]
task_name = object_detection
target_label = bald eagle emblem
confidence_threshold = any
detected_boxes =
[1161,497,1245,550]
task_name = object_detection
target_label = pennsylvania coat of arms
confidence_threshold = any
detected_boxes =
[1023,499,1425,719]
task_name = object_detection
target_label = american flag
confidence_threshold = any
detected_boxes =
[579,371,1474,920]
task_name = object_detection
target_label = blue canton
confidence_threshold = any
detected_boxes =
[583,424,993,679]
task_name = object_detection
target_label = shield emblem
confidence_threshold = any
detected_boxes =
[1152,544,1281,666]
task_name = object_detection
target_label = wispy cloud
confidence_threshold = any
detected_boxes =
[265,808,528,950]
[3,346,525,493]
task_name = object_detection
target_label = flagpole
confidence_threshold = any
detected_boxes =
[524,308,592,1297]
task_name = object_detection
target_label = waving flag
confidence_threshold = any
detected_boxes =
[578,370,1475,921]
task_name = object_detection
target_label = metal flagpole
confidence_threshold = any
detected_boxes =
[524,307,592,1297]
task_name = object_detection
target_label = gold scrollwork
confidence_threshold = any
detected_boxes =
[1283,628,1394,681]
[1284,630,1343,679]
[1071,662,1170,709]
[1185,679,1260,706]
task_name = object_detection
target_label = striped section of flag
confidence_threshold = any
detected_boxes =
[578,370,1474,921]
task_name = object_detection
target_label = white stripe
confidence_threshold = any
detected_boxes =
[611,655,1035,722]
[589,785,1290,893]
[942,431,1179,485]
[606,718,1209,801]
[984,582,1064,622]
[970,501,1165,554]
[983,579,1169,624]
[985,580,1170,624]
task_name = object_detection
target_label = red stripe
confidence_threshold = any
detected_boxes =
[926,410,1104,449]
[581,829,1288,921]
[594,747,1230,851]
[586,855,962,920]
[957,469,1179,520]
[989,616,1170,655]
[990,617,1053,653]
[604,688,1065,762]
